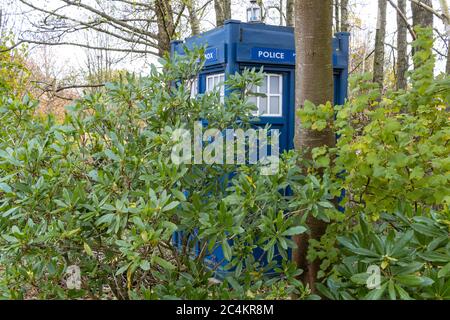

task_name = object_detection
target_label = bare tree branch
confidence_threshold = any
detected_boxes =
[388,0,417,40]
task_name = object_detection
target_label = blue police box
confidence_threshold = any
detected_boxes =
[170,20,350,277]
[171,19,349,153]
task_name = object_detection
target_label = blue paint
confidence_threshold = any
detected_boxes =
[171,20,350,278]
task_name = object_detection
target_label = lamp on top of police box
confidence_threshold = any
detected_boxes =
[247,0,262,23]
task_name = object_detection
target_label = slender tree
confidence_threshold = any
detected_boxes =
[341,0,349,32]
[286,0,295,27]
[214,0,231,26]
[335,0,341,32]
[412,0,434,28]
[439,0,450,74]
[155,0,176,56]
[186,0,201,35]
[373,0,387,87]
[411,0,433,69]
[397,0,408,89]
[293,0,334,291]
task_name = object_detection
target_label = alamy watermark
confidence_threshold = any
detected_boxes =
[171,121,280,175]
[366,265,381,290]
[66,265,81,290]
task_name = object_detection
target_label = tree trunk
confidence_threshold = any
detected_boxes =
[373,0,387,87]
[293,0,335,292]
[396,0,408,90]
[223,0,232,21]
[447,43,450,75]
[286,0,295,27]
[214,0,231,26]
[187,0,200,36]
[335,0,341,32]
[340,0,349,32]
[411,0,433,69]
[412,0,433,28]
[0,9,3,38]
[155,0,175,56]
[439,0,450,74]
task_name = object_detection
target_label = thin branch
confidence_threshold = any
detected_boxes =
[0,40,24,52]
[17,38,157,54]
[54,83,105,93]
[409,0,445,20]
[60,0,159,40]
[19,0,157,48]
[350,49,375,74]
[388,0,417,40]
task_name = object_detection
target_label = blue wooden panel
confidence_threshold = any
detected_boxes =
[171,42,227,67]
[170,20,350,278]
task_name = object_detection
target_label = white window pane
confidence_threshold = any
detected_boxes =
[260,76,268,93]
[270,76,280,94]
[207,77,213,91]
[260,97,268,115]
[190,78,198,97]
[248,91,257,115]
[248,96,257,105]
[220,75,225,83]
[270,96,280,115]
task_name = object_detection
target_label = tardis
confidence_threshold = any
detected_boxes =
[171,19,349,153]
[170,19,349,277]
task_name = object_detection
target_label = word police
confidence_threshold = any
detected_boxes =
[257,49,285,59]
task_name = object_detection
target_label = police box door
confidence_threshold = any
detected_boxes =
[246,69,294,153]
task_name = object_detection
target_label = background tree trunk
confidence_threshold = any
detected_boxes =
[335,0,341,32]
[223,0,232,21]
[214,0,225,26]
[397,0,408,89]
[286,0,295,27]
[341,0,349,32]
[187,0,201,36]
[411,0,433,69]
[214,0,231,26]
[439,0,450,74]
[293,0,335,292]
[447,45,450,74]
[412,0,434,28]
[373,0,387,87]
[155,0,175,56]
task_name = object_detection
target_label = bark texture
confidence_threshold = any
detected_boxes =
[187,0,200,36]
[447,44,450,75]
[214,0,231,26]
[396,0,408,90]
[412,0,434,28]
[341,0,349,32]
[335,0,340,32]
[373,0,387,87]
[286,0,295,27]
[293,0,335,292]
[439,0,450,74]
[155,0,175,56]
[411,0,433,70]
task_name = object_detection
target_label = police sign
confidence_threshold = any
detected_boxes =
[251,47,295,63]
[204,47,218,63]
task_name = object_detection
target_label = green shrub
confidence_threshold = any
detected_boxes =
[310,28,450,300]
[0,49,315,299]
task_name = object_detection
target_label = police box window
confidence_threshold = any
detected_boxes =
[205,73,225,102]
[249,74,282,117]
[189,77,198,98]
